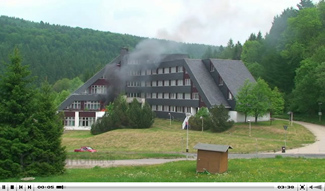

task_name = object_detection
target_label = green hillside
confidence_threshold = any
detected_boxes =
[0,16,216,84]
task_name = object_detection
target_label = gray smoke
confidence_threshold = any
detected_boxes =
[104,39,181,103]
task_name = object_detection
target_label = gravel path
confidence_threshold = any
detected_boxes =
[65,121,325,169]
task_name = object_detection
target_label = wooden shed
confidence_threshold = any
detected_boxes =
[194,143,232,174]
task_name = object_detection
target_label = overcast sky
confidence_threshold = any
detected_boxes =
[0,0,319,46]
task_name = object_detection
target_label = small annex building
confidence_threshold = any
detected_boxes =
[194,143,232,174]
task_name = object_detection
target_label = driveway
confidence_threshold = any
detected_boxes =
[273,121,325,154]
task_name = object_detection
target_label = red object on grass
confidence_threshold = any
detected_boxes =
[74,146,97,152]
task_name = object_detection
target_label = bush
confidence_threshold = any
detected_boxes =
[91,96,155,135]
[208,105,234,132]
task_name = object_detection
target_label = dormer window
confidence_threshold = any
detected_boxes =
[210,63,215,72]
[228,91,233,100]
[219,76,224,86]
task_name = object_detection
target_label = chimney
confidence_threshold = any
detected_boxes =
[119,47,129,67]
[120,47,129,56]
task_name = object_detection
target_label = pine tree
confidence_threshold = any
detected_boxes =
[0,48,36,178]
[0,49,66,178]
[28,82,66,176]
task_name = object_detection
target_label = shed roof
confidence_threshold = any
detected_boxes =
[194,143,232,152]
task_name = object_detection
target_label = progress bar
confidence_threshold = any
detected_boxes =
[0,183,323,191]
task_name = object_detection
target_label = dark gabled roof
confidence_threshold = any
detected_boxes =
[184,59,229,108]
[58,55,121,110]
[210,59,255,97]
[74,56,121,94]
[194,143,232,152]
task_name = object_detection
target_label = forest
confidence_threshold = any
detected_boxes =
[0,0,324,116]
[0,15,215,84]
[203,0,325,115]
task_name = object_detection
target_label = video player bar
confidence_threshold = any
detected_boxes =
[0,183,323,191]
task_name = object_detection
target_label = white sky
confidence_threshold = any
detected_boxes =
[0,0,319,46]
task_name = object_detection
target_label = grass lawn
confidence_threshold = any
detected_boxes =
[63,119,315,160]
[3,157,325,182]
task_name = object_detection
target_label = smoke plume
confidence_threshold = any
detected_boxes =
[104,39,182,103]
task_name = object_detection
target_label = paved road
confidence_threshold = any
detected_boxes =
[65,121,325,168]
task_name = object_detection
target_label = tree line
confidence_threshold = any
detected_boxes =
[203,0,324,115]
[0,16,217,85]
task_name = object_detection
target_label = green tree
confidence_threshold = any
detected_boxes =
[269,87,285,117]
[28,82,66,176]
[297,0,315,10]
[0,48,65,178]
[128,99,143,129]
[315,62,325,104]
[188,107,210,131]
[0,48,36,178]
[196,107,209,118]
[250,78,272,122]
[136,102,155,129]
[208,105,234,133]
[290,59,320,113]
[235,79,255,122]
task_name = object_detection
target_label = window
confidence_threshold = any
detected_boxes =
[170,106,176,112]
[177,80,183,86]
[146,93,151,98]
[146,69,152,75]
[184,93,191,99]
[170,80,176,86]
[152,81,157,87]
[185,79,191,86]
[192,93,199,100]
[170,93,176,99]
[177,106,183,113]
[157,105,163,111]
[219,76,224,86]
[65,117,75,126]
[158,68,163,74]
[177,93,183,99]
[164,80,169,86]
[210,63,215,72]
[84,101,100,110]
[164,68,169,74]
[158,93,163,99]
[152,93,157,98]
[68,101,81,109]
[141,81,145,87]
[178,66,183,72]
[152,69,157,75]
[91,85,107,94]
[164,105,169,111]
[146,81,151,87]
[164,93,169,99]
[185,107,191,113]
[158,80,163,86]
[152,105,157,111]
[141,70,146,76]
[229,91,233,100]
[171,67,176,73]
[79,117,95,127]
